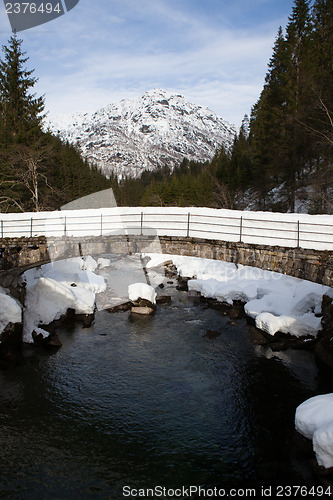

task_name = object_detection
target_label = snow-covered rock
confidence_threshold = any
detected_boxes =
[97,257,111,268]
[144,253,330,338]
[244,280,326,337]
[295,394,333,469]
[46,89,237,179]
[0,289,22,333]
[22,257,107,343]
[82,255,98,271]
[313,422,333,469]
[128,283,156,305]
[295,394,333,440]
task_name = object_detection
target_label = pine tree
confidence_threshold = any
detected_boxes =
[305,0,333,212]
[0,33,45,144]
[282,0,312,210]
[250,27,290,209]
[230,116,252,191]
[0,34,110,212]
[249,1,313,211]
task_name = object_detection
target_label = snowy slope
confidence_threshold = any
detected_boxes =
[47,89,237,178]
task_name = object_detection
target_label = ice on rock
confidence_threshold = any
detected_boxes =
[188,279,221,300]
[215,282,258,305]
[24,277,76,342]
[128,283,156,304]
[245,285,325,337]
[187,278,257,305]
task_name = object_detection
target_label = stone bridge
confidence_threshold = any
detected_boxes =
[0,234,332,287]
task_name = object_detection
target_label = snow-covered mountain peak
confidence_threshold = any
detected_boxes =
[47,89,237,179]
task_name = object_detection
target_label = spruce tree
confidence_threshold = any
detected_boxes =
[249,1,313,211]
[250,27,290,209]
[306,0,333,212]
[0,35,110,212]
[283,0,312,210]
[0,33,45,144]
[230,116,252,191]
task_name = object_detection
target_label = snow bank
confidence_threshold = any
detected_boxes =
[295,394,333,469]
[145,253,330,338]
[295,394,333,440]
[245,281,324,337]
[0,287,22,333]
[128,283,156,305]
[313,422,333,469]
[22,257,106,343]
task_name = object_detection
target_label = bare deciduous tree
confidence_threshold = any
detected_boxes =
[10,143,55,212]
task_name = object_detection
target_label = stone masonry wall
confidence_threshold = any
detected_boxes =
[0,235,332,287]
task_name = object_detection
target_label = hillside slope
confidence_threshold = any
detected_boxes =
[48,89,237,179]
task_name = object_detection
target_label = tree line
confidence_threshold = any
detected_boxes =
[1,0,331,214]
[114,0,332,214]
[0,34,109,213]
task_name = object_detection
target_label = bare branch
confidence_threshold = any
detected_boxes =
[0,196,25,212]
[299,88,333,145]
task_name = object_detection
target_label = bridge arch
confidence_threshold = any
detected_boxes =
[0,207,332,286]
[0,233,332,287]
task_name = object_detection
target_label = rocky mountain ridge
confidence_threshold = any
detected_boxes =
[47,89,237,179]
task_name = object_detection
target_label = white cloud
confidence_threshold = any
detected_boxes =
[0,0,291,126]
[40,24,273,125]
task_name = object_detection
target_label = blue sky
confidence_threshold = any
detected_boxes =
[0,0,295,126]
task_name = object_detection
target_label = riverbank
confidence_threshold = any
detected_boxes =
[0,280,328,495]
[0,253,332,366]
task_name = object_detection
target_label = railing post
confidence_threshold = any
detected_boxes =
[64,216,67,236]
[187,212,191,238]
[101,213,103,236]
[239,216,243,242]
[30,217,33,238]
[1,220,3,239]
[140,212,144,236]
[297,220,300,248]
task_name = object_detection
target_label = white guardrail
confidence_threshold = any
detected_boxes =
[0,207,333,251]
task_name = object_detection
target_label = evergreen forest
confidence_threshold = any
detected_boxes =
[0,34,109,213]
[0,0,332,214]
[113,0,332,214]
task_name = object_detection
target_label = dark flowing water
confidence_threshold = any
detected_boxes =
[0,286,330,499]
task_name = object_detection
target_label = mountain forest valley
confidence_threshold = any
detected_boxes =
[0,0,332,214]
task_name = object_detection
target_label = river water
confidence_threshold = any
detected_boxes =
[0,259,331,499]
